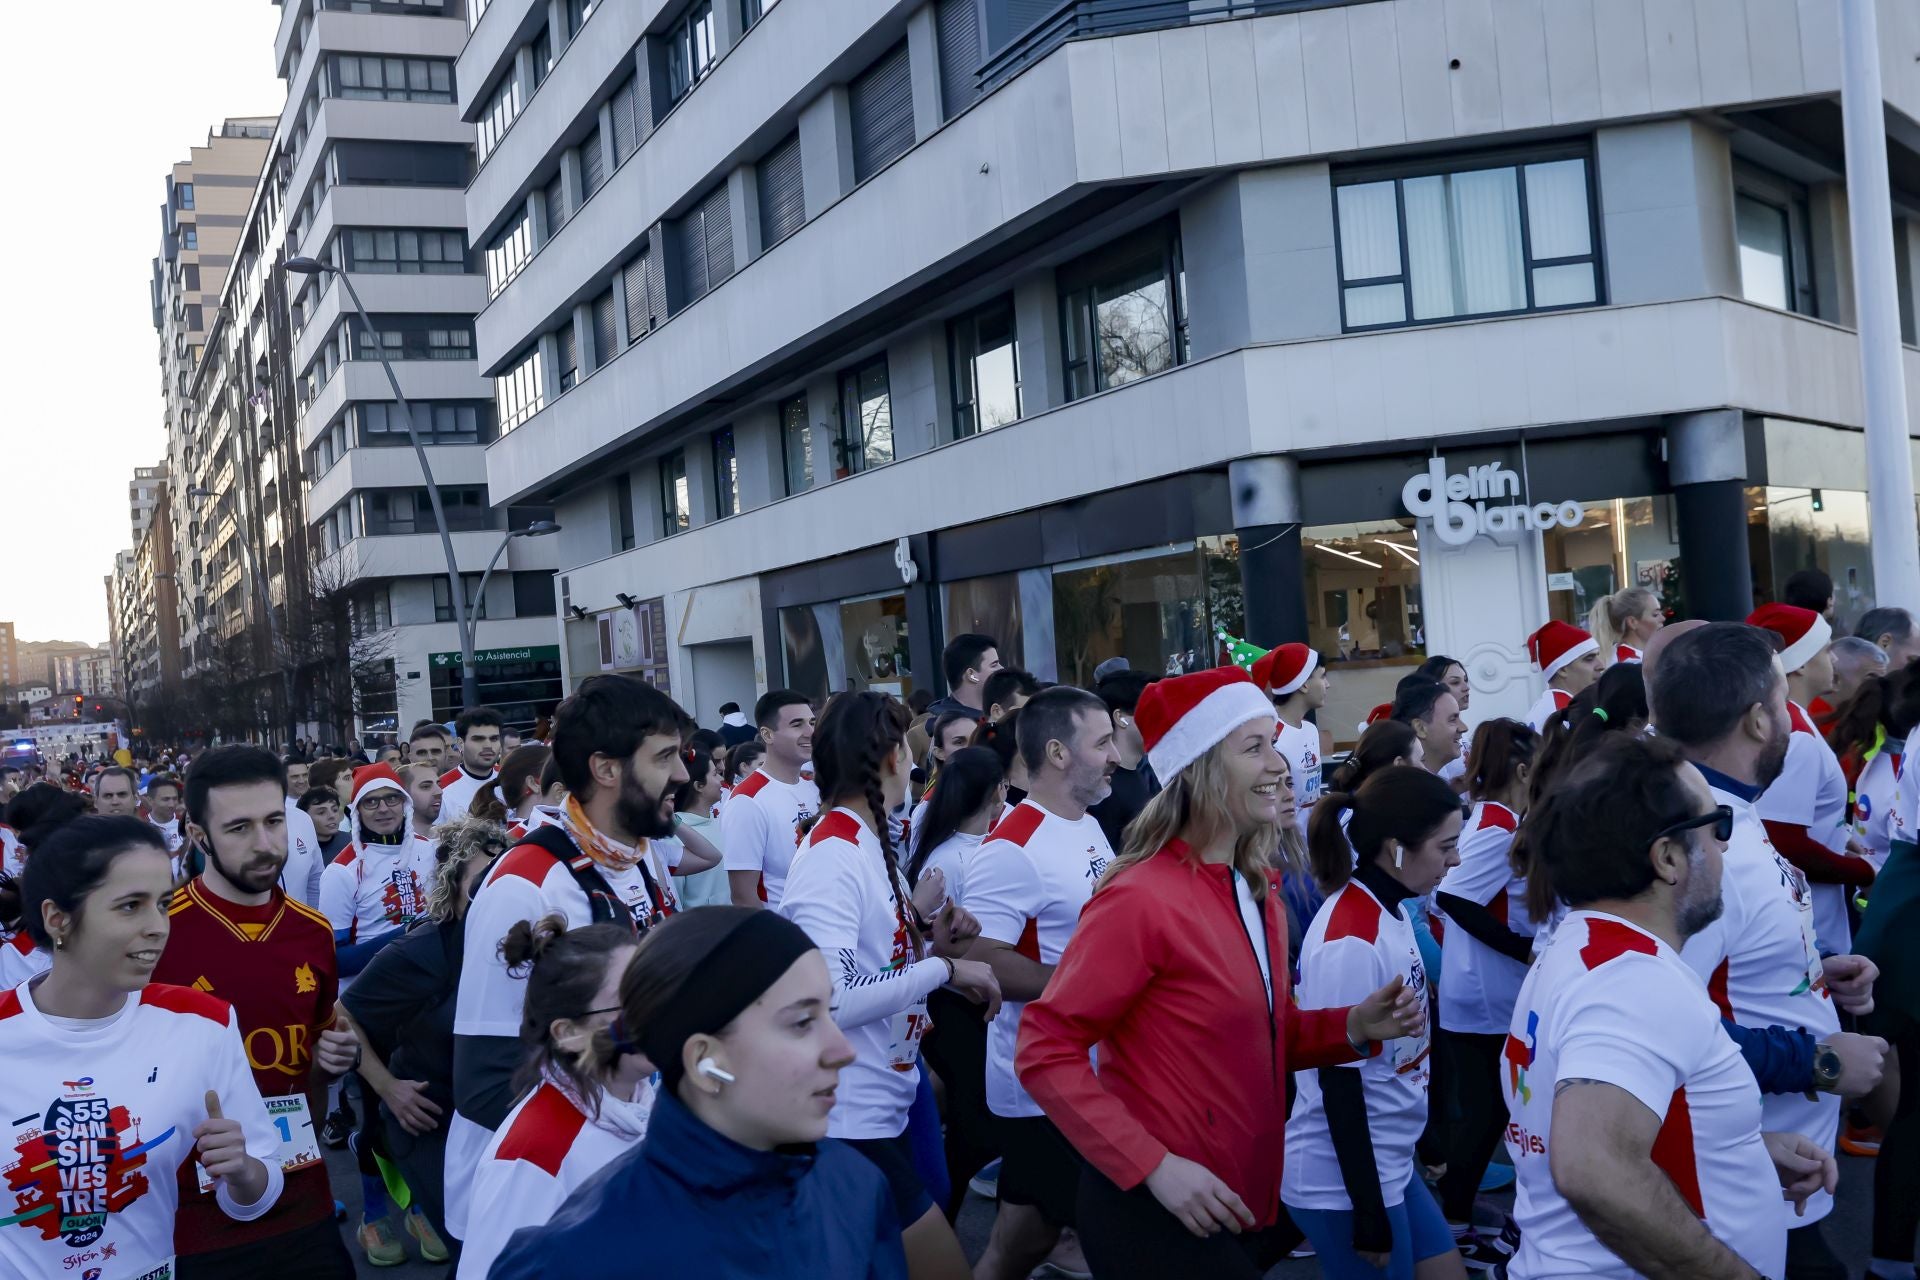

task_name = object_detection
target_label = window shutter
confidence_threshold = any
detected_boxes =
[936,0,981,120]
[701,182,734,285]
[610,76,638,163]
[646,235,667,328]
[756,132,805,248]
[592,289,617,367]
[579,127,605,198]
[850,41,914,183]
[678,211,709,306]
[623,251,653,342]
[542,172,565,239]
[557,321,578,381]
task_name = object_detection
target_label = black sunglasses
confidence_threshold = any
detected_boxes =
[1647,804,1734,851]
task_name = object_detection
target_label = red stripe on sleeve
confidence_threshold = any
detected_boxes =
[1650,1087,1705,1216]
[494,1084,590,1177]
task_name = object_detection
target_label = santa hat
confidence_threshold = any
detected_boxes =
[1527,621,1599,681]
[1136,667,1276,783]
[1364,703,1393,728]
[1250,643,1319,698]
[348,763,408,845]
[1746,603,1832,675]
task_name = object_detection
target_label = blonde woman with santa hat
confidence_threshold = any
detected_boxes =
[1523,621,1603,732]
[1017,666,1425,1279]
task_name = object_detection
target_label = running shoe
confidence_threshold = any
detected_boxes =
[1839,1121,1883,1158]
[357,1216,405,1267]
[967,1158,1002,1199]
[1478,1162,1516,1192]
[1455,1229,1510,1272]
[320,1107,353,1149]
[1286,1241,1318,1259]
[406,1207,450,1264]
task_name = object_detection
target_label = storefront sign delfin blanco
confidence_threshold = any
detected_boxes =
[894,538,919,585]
[1402,457,1584,546]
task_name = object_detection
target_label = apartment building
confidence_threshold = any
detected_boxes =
[129,464,166,546]
[0,622,17,692]
[460,0,1920,733]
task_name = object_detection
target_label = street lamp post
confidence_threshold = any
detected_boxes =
[286,256,560,711]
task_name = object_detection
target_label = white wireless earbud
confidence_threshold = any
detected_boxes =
[696,1057,736,1084]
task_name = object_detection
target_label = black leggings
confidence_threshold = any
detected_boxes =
[920,987,999,1220]
[1435,1028,1506,1223]
[1872,1022,1920,1263]
[1076,1164,1294,1280]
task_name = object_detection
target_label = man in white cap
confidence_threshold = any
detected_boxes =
[1524,621,1603,732]
[1251,643,1328,835]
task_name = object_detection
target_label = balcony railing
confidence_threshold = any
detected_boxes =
[978,0,1359,95]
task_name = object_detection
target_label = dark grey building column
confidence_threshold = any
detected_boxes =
[1668,409,1754,622]
[902,533,942,697]
[1230,456,1307,647]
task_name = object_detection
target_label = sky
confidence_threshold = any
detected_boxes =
[0,1,285,645]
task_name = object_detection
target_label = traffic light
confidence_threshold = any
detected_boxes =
[72,694,82,718]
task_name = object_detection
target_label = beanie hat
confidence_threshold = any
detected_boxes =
[1136,667,1276,782]
[1746,603,1832,675]
[1527,621,1599,682]
[1250,643,1319,698]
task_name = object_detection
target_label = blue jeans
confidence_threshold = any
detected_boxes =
[1287,1176,1456,1278]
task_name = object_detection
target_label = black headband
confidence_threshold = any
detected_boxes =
[636,909,817,1092]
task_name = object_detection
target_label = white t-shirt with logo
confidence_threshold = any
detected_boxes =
[0,929,49,991]
[1755,702,1855,951]
[1853,738,1905,868]
[1437,801,1533,1035]
[1682,780,1839,1225]
[0,981,285,1280]
[0,825,20,878]
[1283,878,1431,1212]
[282,799,324,908]
[437,767,496,824]
[719,769,820,909]
[965,800,1114,1118]
[916,831,983,908]
[1506,911,1782,1280]
[1274,717,1323,837]
[317,834,438,946]
[1891,746,1920,852]
[779,807,947,1139]
[1525,687,1573,734]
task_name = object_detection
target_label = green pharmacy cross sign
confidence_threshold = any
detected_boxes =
[429,645,561,669]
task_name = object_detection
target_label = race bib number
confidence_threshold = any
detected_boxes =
[196,1095,321,1194]
[885,1004,931,1073]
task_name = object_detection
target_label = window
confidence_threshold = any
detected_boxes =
[330,140,470,187]
[675,182,734,310]
[781,393,813,495]
[936,0,981,120]
[556,318,579,392]
[623,247,659,342]
[1334,153,1599,330]
[667,1,716,103]
[1060,225,1187,401]
[476,71,523,161]
[345,228,467,274]
[182,265,200,291]
[529,26,552,89]
[756,131,805,248]
[356,401,492,446]
[541,172,566,242]
[1735,167,1815,316]
[176,183,195,210]
[591,289,618,368]
[566,0,593,38]
[837,357,893,476]
[434,574,489,622]
[610,75,640,164]
[181,227,199,250]
[850,41,914,183]
[579,127,606,199]
[949,297,1020,438]
[349,316,474,361]
[742,0,778,25]
[615,474,635,550]
[484,211,533,295]
[713,428,738,517]
[513,571,557,617]
[496,347,546,432]
[315,501,353,555]
[352,586,393,637]
[660,450,690,536]
[330,54,454,103]
[364,488,489,537]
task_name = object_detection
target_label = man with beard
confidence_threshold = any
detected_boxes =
[156,745,359,1279]
[1652,623,1888,1279]
[966,686,1121,1280]
[1502,734,1835,1279]
[404,762,443,840]
[447,674,713,1243]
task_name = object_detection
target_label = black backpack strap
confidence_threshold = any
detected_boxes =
[476,825,629,929]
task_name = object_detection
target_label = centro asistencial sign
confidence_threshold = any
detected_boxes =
[1401,457,1583,546]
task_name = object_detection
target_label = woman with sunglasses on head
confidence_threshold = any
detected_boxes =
[1018,668,1424,1279]
[458,915,648,1279]
[490,907,907,1278]
[0,817,285,1279]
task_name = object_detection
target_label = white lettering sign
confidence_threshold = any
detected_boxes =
[1401,458,1583,546]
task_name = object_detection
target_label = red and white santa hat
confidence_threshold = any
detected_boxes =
[1137,667,1276,783]
[1527,621,1599,681]
[351,762,407,808]
[1746,603,1832,675]
[1250,643,1319,698]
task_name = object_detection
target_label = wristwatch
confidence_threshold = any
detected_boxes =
[1808,1041,1842,1095]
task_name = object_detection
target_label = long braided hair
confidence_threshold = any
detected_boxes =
[810,691,918,957]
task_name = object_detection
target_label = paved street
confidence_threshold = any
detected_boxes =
[328,1143,1878,1277]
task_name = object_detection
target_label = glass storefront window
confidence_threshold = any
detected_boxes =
[1303,521,1425,741]
[781,592,914,705]
[1052,545,1211,687]
[945,574,1026,673]
[1747,487,1876,633]
[1541,497,1682,627]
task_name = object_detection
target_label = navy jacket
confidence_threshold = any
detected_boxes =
[489,1090,907,1279]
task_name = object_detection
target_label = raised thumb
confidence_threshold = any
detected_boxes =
[204,1090,224,1122]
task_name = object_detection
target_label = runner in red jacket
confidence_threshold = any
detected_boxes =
[1016,667,1423,1279]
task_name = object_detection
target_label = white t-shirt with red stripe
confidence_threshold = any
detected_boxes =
[1681,776,1838,1225]
[965,800,1113,1119]
[1274,717,1324,837]
[0,981,286,1280]
[457,1074,652,1279]
[1613,642,1643,665]
[0,929,49,992]
[1505,910,1782,1279]
[1282,878,1432,1211]
[1526,687,1573,733]
[1853,737,1906,866]
[1437,801,1532,1035]
[779,807,947,1139]
[437,766,496,824]
[1891,745,1920,851]
[1755,701,1855,951]
[719,768,820,909]
[0,824,20,878]
[317,834,438,946]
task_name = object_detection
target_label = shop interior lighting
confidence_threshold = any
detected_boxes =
[1314,544,1384,570]
[1376,541,1421,566]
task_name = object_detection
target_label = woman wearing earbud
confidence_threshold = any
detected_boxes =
[1284,768,1467,1280]
[489,907,908,1278]
[457,916,649,1279]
